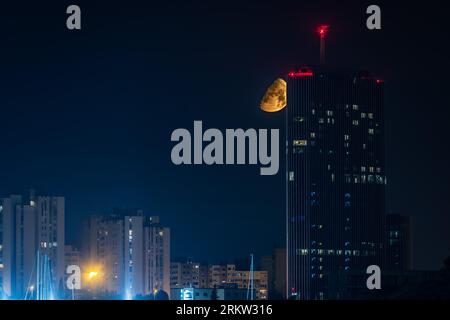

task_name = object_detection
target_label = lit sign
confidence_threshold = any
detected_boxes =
[180,288,194,300]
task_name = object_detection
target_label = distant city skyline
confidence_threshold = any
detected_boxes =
[1,1,449,274]
[0,188,421,300]
[1,192,278,300]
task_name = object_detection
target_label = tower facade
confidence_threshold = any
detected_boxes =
[83,212,171,299]
[286,66,386,299]
[385,214,412,271]
[0,194,65,299]
[144,216,171,295]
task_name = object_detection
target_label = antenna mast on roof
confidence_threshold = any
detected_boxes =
[318,25,329,65]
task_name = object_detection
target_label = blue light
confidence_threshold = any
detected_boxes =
[180,288,194,301]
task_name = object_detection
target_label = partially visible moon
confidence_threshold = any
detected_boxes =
[260,78,287,112]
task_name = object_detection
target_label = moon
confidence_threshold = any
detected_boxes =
[260,78,287,112]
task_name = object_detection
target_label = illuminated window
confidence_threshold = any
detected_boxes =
[368,128,374,135]
[289,171,294,181]
[352,120,359,126]
[326,110,333,116]
[294,117,305,122]
[299,249,308,255]
[310,132,316,138]
[361,112,366,118]
[352,104,359,110]
[344,134,350,141]
[293,140,307,146]
[368,113,374,119]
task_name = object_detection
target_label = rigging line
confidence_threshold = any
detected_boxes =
[24,251,38,300]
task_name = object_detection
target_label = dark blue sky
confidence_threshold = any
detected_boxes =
[1,1,449,269]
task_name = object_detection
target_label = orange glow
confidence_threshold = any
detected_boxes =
[83,263,103,284]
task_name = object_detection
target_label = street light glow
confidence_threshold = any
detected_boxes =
[88,271,99,280]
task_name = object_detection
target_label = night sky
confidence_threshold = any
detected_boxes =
[1,1,449,269]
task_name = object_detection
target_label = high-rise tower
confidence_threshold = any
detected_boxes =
[0,193,65,299]
[286,66,386,299]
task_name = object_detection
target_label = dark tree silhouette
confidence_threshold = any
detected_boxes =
[155,290,169,300]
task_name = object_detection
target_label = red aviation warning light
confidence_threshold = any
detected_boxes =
[317,25,329,39]
[288,67,314,78]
